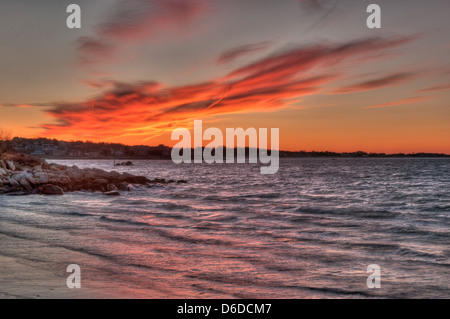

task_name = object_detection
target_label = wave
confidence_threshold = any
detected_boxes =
[150,211,191,220]
[203,195,230,202]
[151,228,235,247]
[421,205,450,212]
[99,215,150,227]
[341,242,399,252]
[99,215,235,246]
[396,247,448,262]
[240,192,282,199]
[385,225,450,239]
[54,211,95,218]
[303,286,374,298]
[122,199,152,206]
[156,202,193,211]
[294,207,401,219]
[203,214,238,222]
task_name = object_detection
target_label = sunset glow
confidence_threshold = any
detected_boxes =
[1,0,449,153]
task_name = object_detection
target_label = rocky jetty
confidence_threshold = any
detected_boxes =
[0,152,180,196]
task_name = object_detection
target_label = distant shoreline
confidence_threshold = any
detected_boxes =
[44,155,450,161]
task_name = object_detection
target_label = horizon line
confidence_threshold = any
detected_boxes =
[8,136,450,156]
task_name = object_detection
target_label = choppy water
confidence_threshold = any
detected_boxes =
[0,158,449,298]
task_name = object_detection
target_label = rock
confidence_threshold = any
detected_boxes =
[58,176,72,187]
[34,172,49,184]
[120,172,136,181]
[0,151,161,196]
[8,177,21,188]
[41,184,64,195]
[6,161,15,171]
[12,171,34,183]
[32,165,43,173]
[115,161,133,166]
[2,152,43,167]
[177,180,188,184]
[108,184,118,192]
[81,168,98,181]
[103,190,120,196]
[19,179,33,192]
[118,182,131,191]
[11,172,25,181]
[0,185,10,194]
[103,170,122,181]
[26,175,36,185]
[148,178,167,184]
[66,168,83,182]
[91,178,109,191]
[48,164,59,171]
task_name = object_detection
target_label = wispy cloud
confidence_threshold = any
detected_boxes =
[332,72,416,94]
[296,0,338,12]
[418,84,450,93]
[98,0,209,41]
[77,0,210,67]
[216,41,272,65]
[77,36,117,66]
[296,0,341,31]
[366,96,432,109]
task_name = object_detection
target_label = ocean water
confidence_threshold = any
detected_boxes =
[0,158,449,298]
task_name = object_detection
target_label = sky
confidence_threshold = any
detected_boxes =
[0,0,449,153]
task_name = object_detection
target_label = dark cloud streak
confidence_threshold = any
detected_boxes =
[216,41,272,65]
[333,72,417,94]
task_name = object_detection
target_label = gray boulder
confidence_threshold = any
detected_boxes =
[6,161,15,171]
[8,177,20,188]
[41,184,64,195]
[19,179,33,192]
[118,182,132,191]
[103,190,120,196]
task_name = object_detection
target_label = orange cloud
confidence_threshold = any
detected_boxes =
[33,36,416,142]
